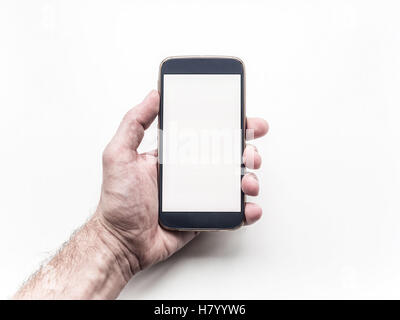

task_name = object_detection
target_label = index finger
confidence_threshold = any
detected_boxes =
[246,117,269,140]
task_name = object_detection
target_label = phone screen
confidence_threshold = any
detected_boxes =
[161,74,242,212]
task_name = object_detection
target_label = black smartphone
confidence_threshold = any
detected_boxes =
[158,56,245,230]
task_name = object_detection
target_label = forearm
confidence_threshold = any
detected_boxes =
[14,215,139,300]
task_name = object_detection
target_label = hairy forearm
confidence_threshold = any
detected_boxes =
[13,215,139,299]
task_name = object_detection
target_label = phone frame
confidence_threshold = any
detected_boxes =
[158,56,246,231]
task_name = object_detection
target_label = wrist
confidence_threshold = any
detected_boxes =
[14,215,140,299]
[89,214,141,283]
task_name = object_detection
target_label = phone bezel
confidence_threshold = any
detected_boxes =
[158,56,246,231]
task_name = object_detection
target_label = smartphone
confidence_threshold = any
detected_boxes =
[158,56,245,230]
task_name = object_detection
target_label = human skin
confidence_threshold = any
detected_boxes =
[13,91,268,299]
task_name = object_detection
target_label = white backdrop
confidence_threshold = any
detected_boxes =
[1,0,400,299]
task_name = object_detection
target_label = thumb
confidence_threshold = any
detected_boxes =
[113,90,159,152]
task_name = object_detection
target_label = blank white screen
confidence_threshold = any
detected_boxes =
[162,74,241,212]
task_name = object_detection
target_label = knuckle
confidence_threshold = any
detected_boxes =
[129,119,144,140]
[246,172,259,182]
[102,145,117,165]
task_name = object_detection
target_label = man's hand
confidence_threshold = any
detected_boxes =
[14,90,268,299]
[95,90,268,271]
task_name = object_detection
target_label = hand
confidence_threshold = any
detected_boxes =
[95,90,269,272]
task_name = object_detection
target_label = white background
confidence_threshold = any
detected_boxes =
[1,0,400,299]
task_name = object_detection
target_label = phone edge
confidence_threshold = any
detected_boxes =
[157,55,246,231]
